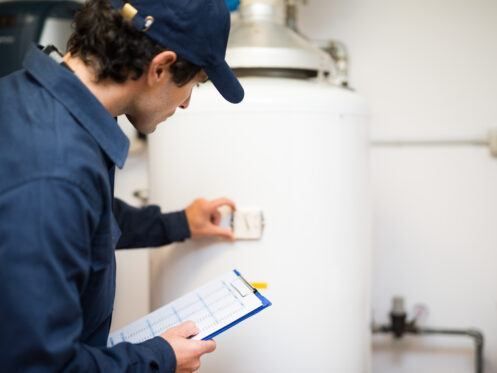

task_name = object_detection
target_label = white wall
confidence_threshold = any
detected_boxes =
[300,0,497,141]
[299,0,497,372]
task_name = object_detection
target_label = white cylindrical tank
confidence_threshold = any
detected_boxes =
[148,76,371,373]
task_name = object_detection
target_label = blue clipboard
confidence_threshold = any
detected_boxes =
[201,269,272,340]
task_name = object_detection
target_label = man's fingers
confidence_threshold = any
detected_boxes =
[208,198,236,212]
[187,197,238,240]
[175,321,199,338]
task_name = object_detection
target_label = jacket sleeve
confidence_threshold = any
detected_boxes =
[0,179,176,372]
[113,198,191,249]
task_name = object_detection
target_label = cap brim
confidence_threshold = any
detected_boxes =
[204,60,244,104]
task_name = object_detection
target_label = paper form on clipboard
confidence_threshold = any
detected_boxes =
[107,269,271,346]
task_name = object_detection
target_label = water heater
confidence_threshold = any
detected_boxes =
[148,1,371,372]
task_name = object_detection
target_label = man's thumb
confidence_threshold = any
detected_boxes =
[197,339,217,355]
[210,224,235,240]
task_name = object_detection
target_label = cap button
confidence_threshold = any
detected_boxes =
[121,3,138,21]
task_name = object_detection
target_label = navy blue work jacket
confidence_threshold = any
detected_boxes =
[0,45,191,372]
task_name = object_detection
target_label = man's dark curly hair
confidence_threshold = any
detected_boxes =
[67,0,201,85]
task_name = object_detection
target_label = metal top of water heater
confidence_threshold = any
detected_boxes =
[226,0,335,78]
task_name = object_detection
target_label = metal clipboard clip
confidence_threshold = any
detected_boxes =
[230,272,257,298]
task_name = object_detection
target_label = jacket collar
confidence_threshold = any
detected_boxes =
[23,45,129,168]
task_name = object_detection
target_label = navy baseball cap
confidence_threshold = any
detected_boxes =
[110,0,244,103]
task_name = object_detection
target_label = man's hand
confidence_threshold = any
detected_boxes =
[161,321,216,373]
[185,198,236,240]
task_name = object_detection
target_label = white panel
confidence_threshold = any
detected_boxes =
[148,78,371,373]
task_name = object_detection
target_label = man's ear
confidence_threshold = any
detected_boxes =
[147,50,177,86]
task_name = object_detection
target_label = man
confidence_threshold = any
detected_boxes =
[0,0,244,371]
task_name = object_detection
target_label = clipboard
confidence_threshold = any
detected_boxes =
[201,269,272,340]
[107,269,272,346]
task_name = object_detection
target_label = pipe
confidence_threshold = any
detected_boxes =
[372,297,484,373]
[416,328,484,373]
[371,139,488,147]
[370,128,497,158]
[373,325,484,373]
[285,0,298,31]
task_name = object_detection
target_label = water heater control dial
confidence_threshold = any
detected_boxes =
[218,206,265,240]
